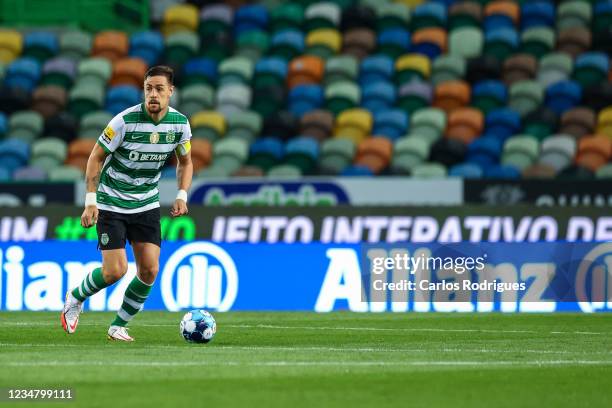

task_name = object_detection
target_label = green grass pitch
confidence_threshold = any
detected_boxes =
[0,312,611,408]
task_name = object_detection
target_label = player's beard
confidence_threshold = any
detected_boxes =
[147,100,162,114]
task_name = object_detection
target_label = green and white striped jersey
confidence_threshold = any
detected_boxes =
[96,104,192,214]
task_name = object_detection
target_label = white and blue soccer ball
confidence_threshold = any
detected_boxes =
[180,310,217,343]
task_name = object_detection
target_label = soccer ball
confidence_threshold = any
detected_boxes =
[180,310,217,343]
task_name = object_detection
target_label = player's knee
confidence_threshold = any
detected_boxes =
[105,260,128,283]
[138,264,158,284]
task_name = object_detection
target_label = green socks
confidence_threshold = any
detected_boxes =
[71,267,110,302]
[111,275,153,327]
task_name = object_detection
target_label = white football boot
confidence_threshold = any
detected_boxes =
[60,291,83,334]
[107,326,134,342]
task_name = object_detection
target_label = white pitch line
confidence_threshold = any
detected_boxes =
[0,321,605,335]
[3,360,612,368]
[0,343,608,355]
[223,324,605,336]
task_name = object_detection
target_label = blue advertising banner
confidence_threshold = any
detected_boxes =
[0,241,610,313]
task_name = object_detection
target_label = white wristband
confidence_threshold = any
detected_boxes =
[176,189,188,202]
[85,192,97,207]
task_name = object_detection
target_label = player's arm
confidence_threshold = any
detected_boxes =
[81,143,108,228]
[171,142,193,217]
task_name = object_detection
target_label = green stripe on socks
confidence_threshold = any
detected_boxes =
[71,267,109,302]
[111,276,153,327]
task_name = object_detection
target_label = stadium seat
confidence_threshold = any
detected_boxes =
[325,81,360,115]
[377,28,411,58]
[7,110,43,142]
[31,85,67,119]
[164,32,199,67]
[341,28,376,60]
[289,84,324,117]
[573,52,610,88]
[0,86,30,114]
[361,81,396,114]
[412,27,447,59]
[110,58,148,88]
[79,111,113,139]
[433,80,470,112]
[502,54,537,85]
[129,31,163,67]
[372,109,409,140]
[5,57,41,94]
[191,111,226,142]
[395,53,431,83]
[0,29,23,64]
[216,83,252,114]
[179,84,214,118]
[305,28,342,59]
[41,57,77,90]
[537,52,573,88]
[484,27,518,62]
[30,137,68,172]
[92,31,129,62]
[212,138,250,174]
[199,4,233,38]
[411,107,446,141]
[270,30,305,60]
[556,27,591,58]
[235,30,270,62]
[484,1,519,28]
[446,107,484,145]
[485,108,521,140]
[307,2,341,30]
[593,0,612,33]
[561,107,596,139]
[44,111,77,143]
[501,135,539,171]
[300,109,334,142]
[226,110,263,142]
[163,3,199,35]
[0,138,30,173]
[377,3,411,31]
[334,108,372,144]
[411,162,447,178]
[575,135,612,171]
[325,55,358,85]
[449,27,483,58]
[431,54,466,85]
[77,58,112,88]
[557,1,592,30]
[397,80,432,114]
[597,107,612,137]
[59,30,92,61]
[270,3,305,33]
[391,136,431,174]
[48,165,83,181]
[521,27,555,58]
[249,137,284,172]
[190,139,213,172]
[509,80,543,117]
[285,136,319,174]
[539,134,576,171]
[411,2,446,30]
[254,57,288,89]
[219,57,254,86]
[359,55,394,85]
[319,137,355,174]
[448,1,482,30]
[288,55,325,88]
[544,80,581,115]
[23,31,59,63]
[354,136,392,174]
[13,166,47,181]
[105,85,141,115]
[0,113,6,139]
[467,136,502,167]
[430,138,467,168]
[234,4,269,36]
[262,111,298,142]
[449,162,483,178]
[472,80,508,114]
[521,1,555,30]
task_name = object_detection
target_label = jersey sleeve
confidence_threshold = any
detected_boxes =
[175,121,192,156]
[97,114,125,154]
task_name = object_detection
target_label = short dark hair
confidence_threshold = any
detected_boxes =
[144,65,174,85]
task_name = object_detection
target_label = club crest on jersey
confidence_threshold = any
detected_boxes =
[150,131,160,144]
[167,130,175,143]
[101,233,109,245]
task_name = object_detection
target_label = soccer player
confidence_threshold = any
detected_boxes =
[60,65,193,341]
